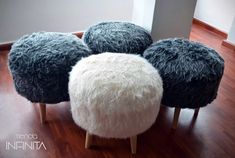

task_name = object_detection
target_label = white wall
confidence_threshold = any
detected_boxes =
[2,0,234,44]
[227,17,235,44]
[194,0,235,33]
[132,0,156,32]
[0,0,133,43]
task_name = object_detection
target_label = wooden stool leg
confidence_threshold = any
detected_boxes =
[85,132,93,149]
[130,135,137,154]
[172,107,181,129]
[39,103,46,124]
[194,108,200,118]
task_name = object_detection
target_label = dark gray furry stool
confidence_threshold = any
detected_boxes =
[83,22,152,55]
[143,38,224,129]
[8,32,91,123]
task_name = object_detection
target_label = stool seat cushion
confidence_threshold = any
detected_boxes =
[69,53,163,138]
[9,32,91,103]
[143,38,224,108]
[83,22,153,55]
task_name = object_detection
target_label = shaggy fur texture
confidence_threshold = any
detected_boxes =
[8,32,91,103]
[83,22,153,55]
[69,53,163,138]
[143,38,224,109]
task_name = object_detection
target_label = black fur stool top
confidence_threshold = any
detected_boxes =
[83,22,153,55]
[143,38,224,129]
[8,32,92,123]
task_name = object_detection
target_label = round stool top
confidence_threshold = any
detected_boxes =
[83,22,153,55]
[69,53,163,138]
[9,32,91,103]
[143,38,224,108]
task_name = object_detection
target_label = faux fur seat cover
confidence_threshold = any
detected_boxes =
[143,38,224,109]
[83,22,152,55]
[8,32,91,103]
[69,53,163,138]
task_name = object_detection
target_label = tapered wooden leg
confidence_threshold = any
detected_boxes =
[172,107,181,129]
[194,108,200,118]
[130,135,137,154]
[39,103,46,124]
[85,132,92,149]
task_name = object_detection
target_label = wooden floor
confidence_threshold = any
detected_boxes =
[0,23,235,158]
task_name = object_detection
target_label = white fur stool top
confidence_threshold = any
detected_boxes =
[69,53,163,153]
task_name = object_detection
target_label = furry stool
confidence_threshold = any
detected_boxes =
[69,53,163,153]
[83,22,152,55]
[8,32,91,123]
[143,38,224,129]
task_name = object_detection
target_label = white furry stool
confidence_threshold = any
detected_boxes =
[69,53,163,154]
